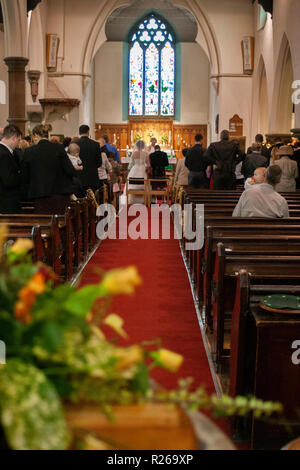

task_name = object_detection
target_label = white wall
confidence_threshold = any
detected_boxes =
[180,43,210,124]
[0,30,9,127]
[94,41,210,125]
[94,42,124,124]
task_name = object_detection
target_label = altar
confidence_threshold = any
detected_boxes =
[95,121,207,158]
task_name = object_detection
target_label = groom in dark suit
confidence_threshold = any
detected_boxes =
[0,125,22,214]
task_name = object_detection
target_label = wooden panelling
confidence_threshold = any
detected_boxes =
[95,122,208,157]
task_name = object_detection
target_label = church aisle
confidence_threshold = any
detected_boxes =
[79,215,216,393]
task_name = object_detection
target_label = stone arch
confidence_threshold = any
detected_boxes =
[81,0,220,77]
[81,0,130,76]
[257,55,269,137]
[0,0,28,57]
[174,0,220,77]
[271,33,294,133]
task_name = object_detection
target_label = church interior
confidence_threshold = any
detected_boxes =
[0,0,300,452]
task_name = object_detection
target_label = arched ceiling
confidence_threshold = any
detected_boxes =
[0,0,41,24]
[105,0,198,42]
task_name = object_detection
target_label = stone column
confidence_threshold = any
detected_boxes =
[4,56,29,134]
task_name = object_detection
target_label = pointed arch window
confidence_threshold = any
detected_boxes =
[129,13,176,117]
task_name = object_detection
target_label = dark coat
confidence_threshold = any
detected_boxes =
[292,148,300,189]
[22,140,76,199]
[150,150,169,177]
[185,144,209,173]
[241,152,268,178]
[247,144,271,162]
[0,144,22,213]
[75,136,102,188]
[205,140,245,175]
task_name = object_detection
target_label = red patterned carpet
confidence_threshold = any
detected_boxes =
[78,210,234,440]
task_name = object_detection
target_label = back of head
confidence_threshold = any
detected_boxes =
[50,135,61,144]
[154,144,160,152]
[102,135,109,143]
[63,137,72,148]
[255,134,264,144]
[251,142,262,153]
[32,124,49,139]
[277,145,294,158]
[3,124,22,139]
[266,165,282,186]
[220,130,230,141]
[79,125,90,136]
[135,140,145,151]
[68,143,80,156]
[195,133,203,143]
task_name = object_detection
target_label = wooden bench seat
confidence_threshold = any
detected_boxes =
[230,270,300,449]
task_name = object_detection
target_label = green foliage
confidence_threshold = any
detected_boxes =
[0,359,70,450]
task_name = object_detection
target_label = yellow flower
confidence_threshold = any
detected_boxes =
[102,266,142,295]
[103,314,128,339]
[113,345,143,370]
[157,349,183,373]
[0,225,7,259]
[10,238,34,254]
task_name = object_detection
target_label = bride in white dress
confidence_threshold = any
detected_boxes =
[125,140,150,204]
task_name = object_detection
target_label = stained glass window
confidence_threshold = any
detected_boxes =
[128,13,176,117]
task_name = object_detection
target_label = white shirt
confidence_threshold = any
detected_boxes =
[232,183,289,218]
[0,141,13,155]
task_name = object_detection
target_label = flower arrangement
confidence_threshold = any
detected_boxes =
[0,226,282,450]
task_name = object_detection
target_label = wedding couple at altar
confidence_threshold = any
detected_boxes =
[124,140,169,204]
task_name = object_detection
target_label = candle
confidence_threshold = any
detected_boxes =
[169,131,171,144]
[131,131,133,143]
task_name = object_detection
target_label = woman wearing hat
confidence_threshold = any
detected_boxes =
[270,145,298,192]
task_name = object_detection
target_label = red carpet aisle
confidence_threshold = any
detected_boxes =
[79,214,215,393]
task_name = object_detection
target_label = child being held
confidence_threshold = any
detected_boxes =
[68,143,83,171]
[244,167,267,190]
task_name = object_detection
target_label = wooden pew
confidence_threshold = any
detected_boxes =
[4,224,44,263]
[230,270,300,449]
[212,242,300,366]
[202,224,300,319]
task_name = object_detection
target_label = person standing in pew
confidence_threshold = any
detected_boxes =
[241,142,268,180]
[75,125,103,193]
[204,130,245,190]
[21,124,77,214]
[0,125,22,214]
[185,134,209,188]
[232,165,289,218]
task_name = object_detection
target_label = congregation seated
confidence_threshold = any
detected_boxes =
[232,165,289,218]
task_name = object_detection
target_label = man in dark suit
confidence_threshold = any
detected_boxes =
[292,141,300,189]
[205,130,245,190]
[242,142,268,179]
[75,125,102,192]
[247,133,271,162]
[0,125,22,214]
[185,134,209,188]
[22,125,76,214]
[150,144,169,177]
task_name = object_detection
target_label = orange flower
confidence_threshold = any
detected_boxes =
[14,272,47,324]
